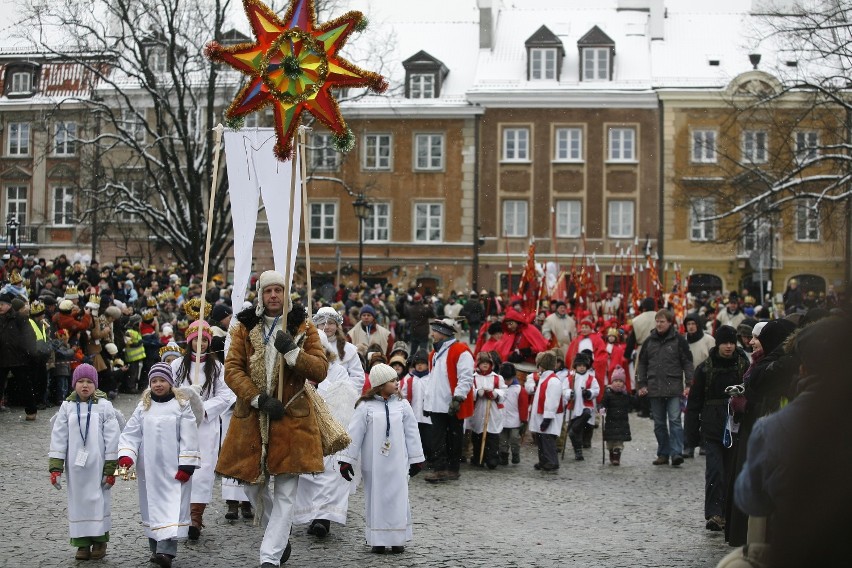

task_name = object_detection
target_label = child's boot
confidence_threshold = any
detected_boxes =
[574,448,584,461]
[225,500,239,520]
[499,452,509,466]
[189,503,206,540]
[241,501,254,520]
[609,449,616,464]
[612,448,622,466]
[511,450,520,464]
[90,542,107,559]
[75,546,91,560]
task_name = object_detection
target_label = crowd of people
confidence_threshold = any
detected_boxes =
[0,251,846,567]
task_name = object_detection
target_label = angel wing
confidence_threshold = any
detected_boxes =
[320,380,359,427]
[176,385,205,426]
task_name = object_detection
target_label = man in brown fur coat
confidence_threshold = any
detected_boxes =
[216,270,328,568]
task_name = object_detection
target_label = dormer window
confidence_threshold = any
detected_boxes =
[578,25,615,82]
[402,51,448,99]
[525,26,564,81]
[148,46,168,73]
[3,63,39,98]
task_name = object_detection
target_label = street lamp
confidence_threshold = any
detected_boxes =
[352,193,371,284]
[6,214,20,249]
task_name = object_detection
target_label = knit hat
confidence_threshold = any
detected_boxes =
[11,297,25,312]
[359,305,377,317]
[572,352,592,369]
[72,363,99,388]
[210,303,232,324]
[752,321,767,338]
[186,320,212,345]
[390,341,410,359]
[580,316,595,328]
[715,325,738,346]
[313,306,343,326]
[148,362,175,386]
[105,343,118,356]
[412,348,429,365]
[611,365,626,383]
[368,363,398,389]
[58,299,75,312]
[757,319,797,355]
[159,341,184,363]
[476,351,493,366]
[104,306,121,319]
[430,318,457,337]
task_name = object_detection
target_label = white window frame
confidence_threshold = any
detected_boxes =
[148,46,168,73]
[6,122,30,156]
[582,47,609,81]
[409,73,435,99]
[689,197,716,241]
[243,112,259,128]
[554,127,583,162]
[414,133,444,171]
[310,133,340,170]
[119,180,143,222]
[414,202,443,243]
[53,121,77,156]
[795,131,819,163]
[608,200,634,238]
[364,202,390,243]
[691,130,717,163]
[742,130,768,164]
[309,202,336,242]
[741,214,770,255]
[9,71,33,94]
[555,200,582,238]
[122,110,146,144]
[530,48,557,80]
[52,186,75,226]
[502,200,528,238]
[795,199,820,242]
[608,127,636,162]
[502,127,530,162]
[363,133,392,170]
[5,185,28,226]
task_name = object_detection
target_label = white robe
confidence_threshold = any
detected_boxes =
[339,396,424,547]
[400,372,431,424]
[293,356,360,525]
[424,339,475,414]
[569,370,601,426]
[170,357,236,503]
[529,370,565,436]
[49,398,120,538]
[469,372,506,434]
[220,407,249,502]
[118,396,201,541]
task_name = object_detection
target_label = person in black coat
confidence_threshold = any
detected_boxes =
[725,318,797,546]
[0,292,38,417]
[600,365,632,465]
[685,325,750,532]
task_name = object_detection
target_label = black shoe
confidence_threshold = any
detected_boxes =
[499,453,509,466]
[371,546,386,554]
[671,455,685,467]
[533,463,542,470]
[150,554,173,568]
[309,519,329,538]
[574,449,584,461]
[241,501,254,520]
[225,500,239,521]
[391,546,404,553]
[511,453,520,464]
[188,525,200,540]
[280,542,292,564]
[706,515,725,531]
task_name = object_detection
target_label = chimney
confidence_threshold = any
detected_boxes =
[478,0,498,50]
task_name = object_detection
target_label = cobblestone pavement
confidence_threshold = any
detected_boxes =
[1,396,733,568]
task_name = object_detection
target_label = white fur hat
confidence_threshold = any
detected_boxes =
[313,306,343,326]
[255,270,290,316]
[368,363,398,390]
[105,343,118,356]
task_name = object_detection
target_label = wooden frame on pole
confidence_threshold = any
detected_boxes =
[298,126,313,319]
[193,124,225,384]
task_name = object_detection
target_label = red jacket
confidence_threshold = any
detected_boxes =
[495,308,549,364]
[565,331,608,402]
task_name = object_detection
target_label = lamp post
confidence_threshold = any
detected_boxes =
[352,193,371,285]
[6,214,20,249]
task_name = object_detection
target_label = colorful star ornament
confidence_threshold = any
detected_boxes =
[206,0,386,161]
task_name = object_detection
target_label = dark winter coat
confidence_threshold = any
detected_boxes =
[601,387,632,442]
[405,302,435,340]
[636,325,694,397]
[685,347,749,447]
[0,310,36,367]
[459,300,485,326]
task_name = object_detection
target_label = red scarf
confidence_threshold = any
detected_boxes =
[536,372,564,415]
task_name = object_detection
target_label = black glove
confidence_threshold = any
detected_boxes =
[540,418,552,431]
[408,463,422,477]
[339,461,354,481]
[258,393,285,421]
[448,395,465,415]
[582,389,593,401]
[508,351,524,363]
[274,330,297,355]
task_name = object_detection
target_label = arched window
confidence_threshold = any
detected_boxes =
[789,274,825,295]
[687,273,723,295]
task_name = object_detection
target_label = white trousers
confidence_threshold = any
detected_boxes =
[244,474,299,565]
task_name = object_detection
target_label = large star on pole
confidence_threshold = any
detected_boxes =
[207,0,386,160]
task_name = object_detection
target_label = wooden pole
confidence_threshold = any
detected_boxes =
[279,137,299,402]
[298,126,312,319]
[479,398,492,465]
[194,124,224,385]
